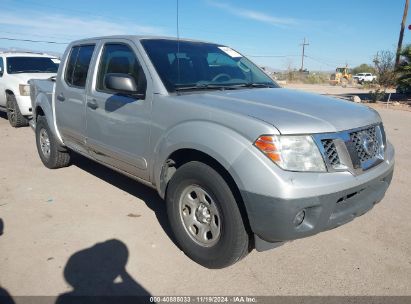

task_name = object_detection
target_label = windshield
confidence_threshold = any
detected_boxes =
[7,57,59,74]
[141,39,278,92]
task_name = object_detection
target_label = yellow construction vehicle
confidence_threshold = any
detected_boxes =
[329,66,352,86]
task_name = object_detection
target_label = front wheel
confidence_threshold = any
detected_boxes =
[6,94,28,128]
[166,161,249,268]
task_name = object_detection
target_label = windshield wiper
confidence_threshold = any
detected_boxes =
[174,82,276,92]
[175,84,237,92]
[235,82,276,88]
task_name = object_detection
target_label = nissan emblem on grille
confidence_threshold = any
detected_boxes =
[350,126,380,162]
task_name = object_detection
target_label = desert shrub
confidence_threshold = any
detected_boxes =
[373,50,396,88]
[369,89,386,103]
[300,73,329,84]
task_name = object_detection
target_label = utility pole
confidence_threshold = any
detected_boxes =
[395,0,409,67]
[300,38,309,71]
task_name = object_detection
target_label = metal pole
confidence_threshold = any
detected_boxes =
[300,38,309,71]
[395,0,409,67]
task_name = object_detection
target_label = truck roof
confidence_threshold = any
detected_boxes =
[69,35,215,45]
[0,51,58,58]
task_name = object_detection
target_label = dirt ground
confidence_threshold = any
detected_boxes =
[283,83,396,95]
[0,91,410,299]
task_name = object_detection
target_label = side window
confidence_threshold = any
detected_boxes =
[0,57,4,77]
[65,46,79,85]
[64,45,95,88]
[97,43,146,95]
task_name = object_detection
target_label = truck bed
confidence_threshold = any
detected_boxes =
[29,78,55,128]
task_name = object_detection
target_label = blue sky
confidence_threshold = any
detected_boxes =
[0,0,408,71]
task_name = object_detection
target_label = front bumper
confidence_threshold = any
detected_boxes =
[15,95,32,116]
[241,144,395,243]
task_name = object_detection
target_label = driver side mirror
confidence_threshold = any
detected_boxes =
[104,73,145,99]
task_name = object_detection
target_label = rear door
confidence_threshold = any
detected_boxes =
[85,39,152,179]
[55,44,96,152]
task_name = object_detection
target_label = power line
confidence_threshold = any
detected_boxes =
[0,30,73,41]
[0,37,68,45]
[305,55,337,68]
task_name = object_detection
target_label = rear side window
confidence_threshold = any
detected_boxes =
[65,45,95,88]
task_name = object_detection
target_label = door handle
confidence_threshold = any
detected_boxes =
[87,99,98,110]
[57,93,65,102]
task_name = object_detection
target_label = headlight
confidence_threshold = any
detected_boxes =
[19,84,30,96]
[254,135,326,172]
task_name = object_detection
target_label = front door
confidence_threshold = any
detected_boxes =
[85,40,151,180]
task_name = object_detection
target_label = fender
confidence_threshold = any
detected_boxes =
[33,88,64,145]
[152,120,253,198]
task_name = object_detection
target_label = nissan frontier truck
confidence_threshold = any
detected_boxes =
[29,36,394,268]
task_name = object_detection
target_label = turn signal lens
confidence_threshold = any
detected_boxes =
[254,136,281,162]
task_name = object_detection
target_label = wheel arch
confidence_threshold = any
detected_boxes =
[35,105,45,119]
[160,148,252,235]
[32,93,62,143]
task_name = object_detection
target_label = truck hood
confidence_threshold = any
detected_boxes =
[8,73,56,84]
[181,88,381,134]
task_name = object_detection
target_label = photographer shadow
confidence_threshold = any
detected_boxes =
[0,218,16,304]
[56,239,151,304]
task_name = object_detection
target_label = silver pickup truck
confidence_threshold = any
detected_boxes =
[29,35,395,269]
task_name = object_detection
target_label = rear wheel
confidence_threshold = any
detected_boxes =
[166,161,249,268]
[36,116,71,169]
[6,94,28,128]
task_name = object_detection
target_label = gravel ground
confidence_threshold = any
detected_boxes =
[0,103,410,299]
[283,83,396,95]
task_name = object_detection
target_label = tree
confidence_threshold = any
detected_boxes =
[396,44,411,92]
[373,50,396,88]
[351,64,375,75]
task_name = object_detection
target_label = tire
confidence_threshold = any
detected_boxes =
[6,94,28,128]
[36,116,71,169]
[166,161,249,268]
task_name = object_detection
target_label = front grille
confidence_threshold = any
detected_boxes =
[350,126,380,162]
[316,124,384,173]
[321,139,340,167]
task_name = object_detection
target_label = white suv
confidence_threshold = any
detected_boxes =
[0,51,60,127]
[353,73,377,84]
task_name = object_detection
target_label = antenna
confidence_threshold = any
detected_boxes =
[176,0,181,86]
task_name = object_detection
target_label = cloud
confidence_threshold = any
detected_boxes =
[206,1,298,27]
[0,12,166,43]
